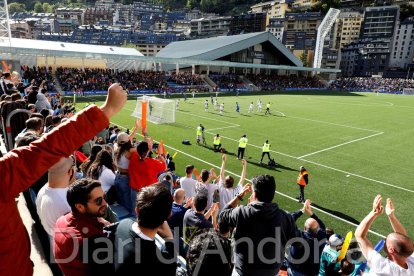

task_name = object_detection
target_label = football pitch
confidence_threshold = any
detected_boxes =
[85,90,414,242]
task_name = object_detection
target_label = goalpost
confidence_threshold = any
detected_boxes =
[402,88,414,95]
[132,96,176,124]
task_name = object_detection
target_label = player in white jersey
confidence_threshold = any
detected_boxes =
[204,99,209,111]
[257,99,262,112]
[219,103,224,114]
[176,99,180,110]
[248,102,254,113]
[214,99,218,110]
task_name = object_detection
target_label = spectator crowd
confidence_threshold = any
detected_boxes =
[1,69,413,276]
[330,77,414,93]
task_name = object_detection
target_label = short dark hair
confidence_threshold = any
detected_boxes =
[187,229,232,276]
[67,179,102,213]
[201,169,209,182]
[186,165,194,174]
[136,183,173,229]
[52,116,62,125]
[25,117,43,131]
[16,132,40,147]
[340,259,355,275]
[40,109,50,118]
[223,176,234,188]
[194,192,208,212]
[136,141,149,158]
[11,93,22,101]
[251,174,275,203]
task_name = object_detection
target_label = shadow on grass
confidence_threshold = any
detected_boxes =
[311,203,360,225]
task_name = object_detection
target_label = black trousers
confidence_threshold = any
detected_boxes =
[214,144,221,151]
[261,152,270,162]
[298,184,305,201]
[238,147,245,159]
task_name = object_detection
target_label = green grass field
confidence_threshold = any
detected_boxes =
[80,90,414,242]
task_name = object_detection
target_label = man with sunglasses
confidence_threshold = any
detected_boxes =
[54,178,110,275]
[0,83,126,276]
[355,195,414,275]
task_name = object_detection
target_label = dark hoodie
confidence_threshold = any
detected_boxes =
[219,202,298,276]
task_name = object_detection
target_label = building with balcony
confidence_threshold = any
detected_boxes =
[190,16,232,38]
[331,10,364,50]
[230,13,267,35]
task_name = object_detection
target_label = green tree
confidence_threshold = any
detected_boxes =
[33,2,43,13]
[8,3,26,13]
[300,51,308,67]
[42,2,51,13]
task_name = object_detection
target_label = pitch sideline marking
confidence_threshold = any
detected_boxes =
[297,132,384,159]
[112,121,386,238]
[208,132,414,194]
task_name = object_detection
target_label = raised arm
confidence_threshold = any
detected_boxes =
[239,159,247,185]
[220,154,227,180]
[128,119,141,141]
[1,83,126,200]
[355,195,383,259]
[386,198,407,236]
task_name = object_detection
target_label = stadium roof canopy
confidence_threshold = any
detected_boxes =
[0,37,340,73]
[157,31,302,67]
[0,38,144,59]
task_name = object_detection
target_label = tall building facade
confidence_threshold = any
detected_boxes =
[340,6,399,77]
[389,17,414,70]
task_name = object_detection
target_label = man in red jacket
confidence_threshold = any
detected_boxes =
[0,83,126,275]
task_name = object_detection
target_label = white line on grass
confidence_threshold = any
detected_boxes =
[306,97,395,108]
[112,122,386,239]
[208,125,240,131]
[206,131,414,194]
[297,132,384,159]
[286,115,381,133]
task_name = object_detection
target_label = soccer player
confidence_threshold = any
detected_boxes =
[265,102,271,115]
[204,99,209,112]
[219,103,224,114]
[192,91,195,99]
[236,102,240,113]
[257,99,262,112]
[248,102,254,113]
[214,99,218,110]
[176,99,180,110]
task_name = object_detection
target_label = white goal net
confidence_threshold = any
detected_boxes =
[132,96,176,124]
[402,88,414,95]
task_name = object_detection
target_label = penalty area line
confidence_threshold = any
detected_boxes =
[111,121,386,238]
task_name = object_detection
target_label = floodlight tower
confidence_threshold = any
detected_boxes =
[313,8,340,72]
[0,0,12,43]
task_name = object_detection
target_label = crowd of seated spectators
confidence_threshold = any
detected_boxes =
[1,73,413,276]
[247,74,325,91]
[167,72,205,86]
[209,73,245,90]
[21,65,57,92]
[56,67,168,92]
[330,77,414,93]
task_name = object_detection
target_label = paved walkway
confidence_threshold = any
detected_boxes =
[18,193,53,276]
